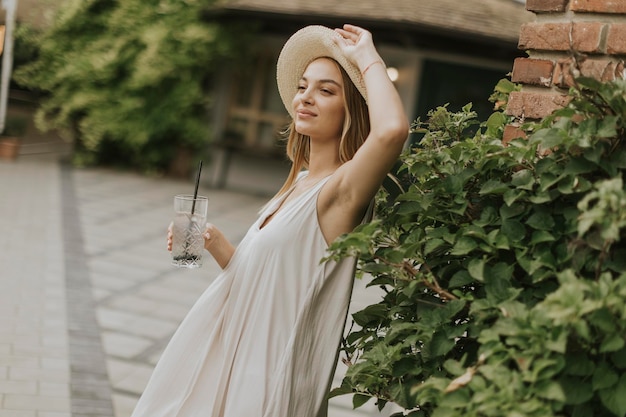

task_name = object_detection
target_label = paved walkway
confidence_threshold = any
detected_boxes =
[0,146,397,416]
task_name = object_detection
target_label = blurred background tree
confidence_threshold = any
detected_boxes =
[14,0,255,175]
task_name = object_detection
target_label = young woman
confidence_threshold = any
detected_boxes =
[133,24,408,417]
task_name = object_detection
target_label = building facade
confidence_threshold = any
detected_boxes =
[206,0,533,194]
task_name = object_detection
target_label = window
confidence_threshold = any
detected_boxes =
[222,51,289,156]
[410,59,510,144]
[415,59,509,121]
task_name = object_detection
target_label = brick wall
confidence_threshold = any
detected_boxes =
[504,0,626,141]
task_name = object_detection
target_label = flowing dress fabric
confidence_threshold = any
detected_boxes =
[131,174,358,417]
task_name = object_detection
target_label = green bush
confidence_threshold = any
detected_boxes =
[14,0,255,173]
[327,76,626,416]
[13,24,40,76]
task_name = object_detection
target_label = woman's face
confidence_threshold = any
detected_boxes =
[292,58,346,141]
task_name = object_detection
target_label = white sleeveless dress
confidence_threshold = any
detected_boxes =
[131,173,358,417]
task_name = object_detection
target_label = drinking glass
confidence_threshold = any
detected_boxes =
[171,194,208,268]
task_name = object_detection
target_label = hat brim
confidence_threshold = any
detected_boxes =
[276,25,368,118]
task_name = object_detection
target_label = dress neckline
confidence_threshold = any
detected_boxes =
[258,172,332,230]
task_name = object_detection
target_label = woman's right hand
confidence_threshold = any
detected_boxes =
[167,222,227,252]
[167,221,235,269]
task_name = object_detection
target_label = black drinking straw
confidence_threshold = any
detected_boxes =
[191,160,203,215]
[181,160,203,261]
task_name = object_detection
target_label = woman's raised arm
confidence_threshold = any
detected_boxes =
[330,24,409,213]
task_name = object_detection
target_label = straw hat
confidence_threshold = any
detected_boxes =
[276,25,368,118]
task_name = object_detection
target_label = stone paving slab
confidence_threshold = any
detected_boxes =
[0,158,71,417]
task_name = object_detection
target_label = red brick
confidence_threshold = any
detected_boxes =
[503,124,527,145]
[526,0,570,12]
[607,23,626,54]
[617,61,626,79]
[571,0,626,13]
[506,91,571,120]
[553,58,623,87]
[572,22,606,52]
[512,58,555,86]
[552,58,576,88]
[583,59,623,82]
[519,23,571,51]
[519,22,605,53]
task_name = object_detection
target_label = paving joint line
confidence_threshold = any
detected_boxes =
[61,162,116,417]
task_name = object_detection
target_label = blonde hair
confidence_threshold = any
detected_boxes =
[273,58,370,199]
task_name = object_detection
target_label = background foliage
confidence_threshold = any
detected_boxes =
[328,76,626,416]
[14,0,255,173]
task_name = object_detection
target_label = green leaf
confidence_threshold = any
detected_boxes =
[611,348,626,369]
[352,304,388,327]
[501,219,526,242]
[329,380,354,398]
[439,389,470,408]
[545,328,568,353]
[485,111,507,136]
[526,210,555,231]
[493,78,518,94]
[430,330,456,356]
[504,189,526,206]
[530,230,555,244]
[443,359,465,376]
[388,382,414,409]
[424,238,446,255]
[599,374,626,417]
[527,193,553,204]
[480,180,510,195]
[596,115,619,138]
[484,263,515,302]
[511,169,535,190]
[397,201,423,215]
[392,357,421,378]
[432,407,455,417]
[531,127,564,148]
[500,203,526,219]
[589,308,617,333]
[561,376,593,405]
[538,172,560,191]
[535,379,566,401]
[449,270,474,288]
[563,157,597,176]
[566,354,595,376]
[576,76,603,91]
[592,361,619,391]
[583,143,604,164]
[468,258,486,281]
[557,174,581,194]
[353,393,372,409]
[451,237,477,255]
[601,334,625,353]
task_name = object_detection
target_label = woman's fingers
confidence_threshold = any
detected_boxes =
[335,28,356,42]
[203,223,217,250]
[166,221,173,252]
